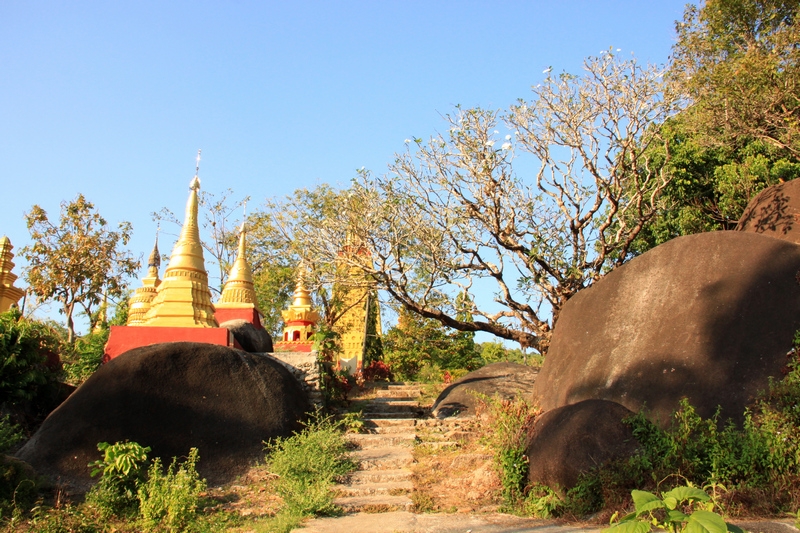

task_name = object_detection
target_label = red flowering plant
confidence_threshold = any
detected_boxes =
[362,360,392,382]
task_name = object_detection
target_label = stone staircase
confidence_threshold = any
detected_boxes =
[332,382,479,514]
[333,383,422,512]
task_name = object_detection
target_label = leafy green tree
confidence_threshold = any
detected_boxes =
[21,194,139,343]
[629,0,800,251]
[382,308,481,380]
[671,0,800,157]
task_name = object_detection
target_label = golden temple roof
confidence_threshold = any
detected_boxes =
[127,235,162,325]
[0,236,25,313]
[143,176,218,327]
[217,223,259,310]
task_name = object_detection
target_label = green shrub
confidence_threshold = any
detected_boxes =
[61,330,107,386]
[263,412,355,531]
[137,447,206,532]
[0,455,38,521]
[0,310,60,406]
[474,393,539,509]
[0,415,24,454]
[85,441,150,519]
[538,355,800,519]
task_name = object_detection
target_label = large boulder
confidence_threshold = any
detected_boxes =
[431,362,539,419]
[220,319,274,353]
[16,342,309,491]
[532,231,800,427]
[526,399,639,493]
[738,179,800,244]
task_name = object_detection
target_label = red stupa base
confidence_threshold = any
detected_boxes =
[104,325,236,362]
[214,307,264,329]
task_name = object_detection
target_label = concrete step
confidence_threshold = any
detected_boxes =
[362,411,425,420]
[347,433,415,449]
[372,388,422,399]
[362,418,417,433]
[335,480,413,497]
[334,494,413,513]
[346,468,412,485]
[352,447,413,470]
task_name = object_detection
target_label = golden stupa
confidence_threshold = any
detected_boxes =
[126,236,162,325]
[143,176,218,327]
[216,223,259,311]
[0,236,25,313]
[280,270,320,343]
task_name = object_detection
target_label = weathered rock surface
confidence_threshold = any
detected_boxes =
[532,231,800,427]
[738,179,800,244]
[16,342,309,491]
[526,400,639,493]
[220,319,274,353]
[432,362,539,419]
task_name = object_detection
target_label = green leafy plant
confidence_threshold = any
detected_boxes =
[0,310,60,406]
[473,393,539,509]
[137,447,206,532]
[86,441,151,519]
[604,485,743,533]
[340,410,364,434]
[262,412,356,532]
[0,416,24,454]
[61,329,107,386]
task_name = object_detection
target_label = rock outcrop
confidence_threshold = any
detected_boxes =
[220,319,274,353]
[526,399,639,493]
[532,231,800,427]
[737,179,800,244]
[432,362,539,419]
[17,342,309,491]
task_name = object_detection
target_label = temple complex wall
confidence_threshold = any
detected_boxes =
[266,351,322,408]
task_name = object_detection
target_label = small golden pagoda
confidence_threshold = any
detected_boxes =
[279,270,320,346]
[143,176,218,327]
[0,236,25,313]
[217,223,258,308]
[126,236,162,325]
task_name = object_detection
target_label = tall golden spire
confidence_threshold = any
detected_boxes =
[217,221,259,310]
[0,236,25,313]
[144,155,218,327]
[127,234,162,325]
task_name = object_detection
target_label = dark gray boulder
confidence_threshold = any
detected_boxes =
[526,399,639,494]
[532,231,800,427]
[16,342,309,492]
[738,179,800,244]
[220,319,274,353]
[432,362,539,419]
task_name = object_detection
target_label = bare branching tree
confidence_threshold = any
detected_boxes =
[272,53,682,354]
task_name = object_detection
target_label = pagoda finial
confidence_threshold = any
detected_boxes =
[147,232,161,277]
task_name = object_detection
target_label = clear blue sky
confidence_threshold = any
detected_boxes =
[1,1,689,331]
